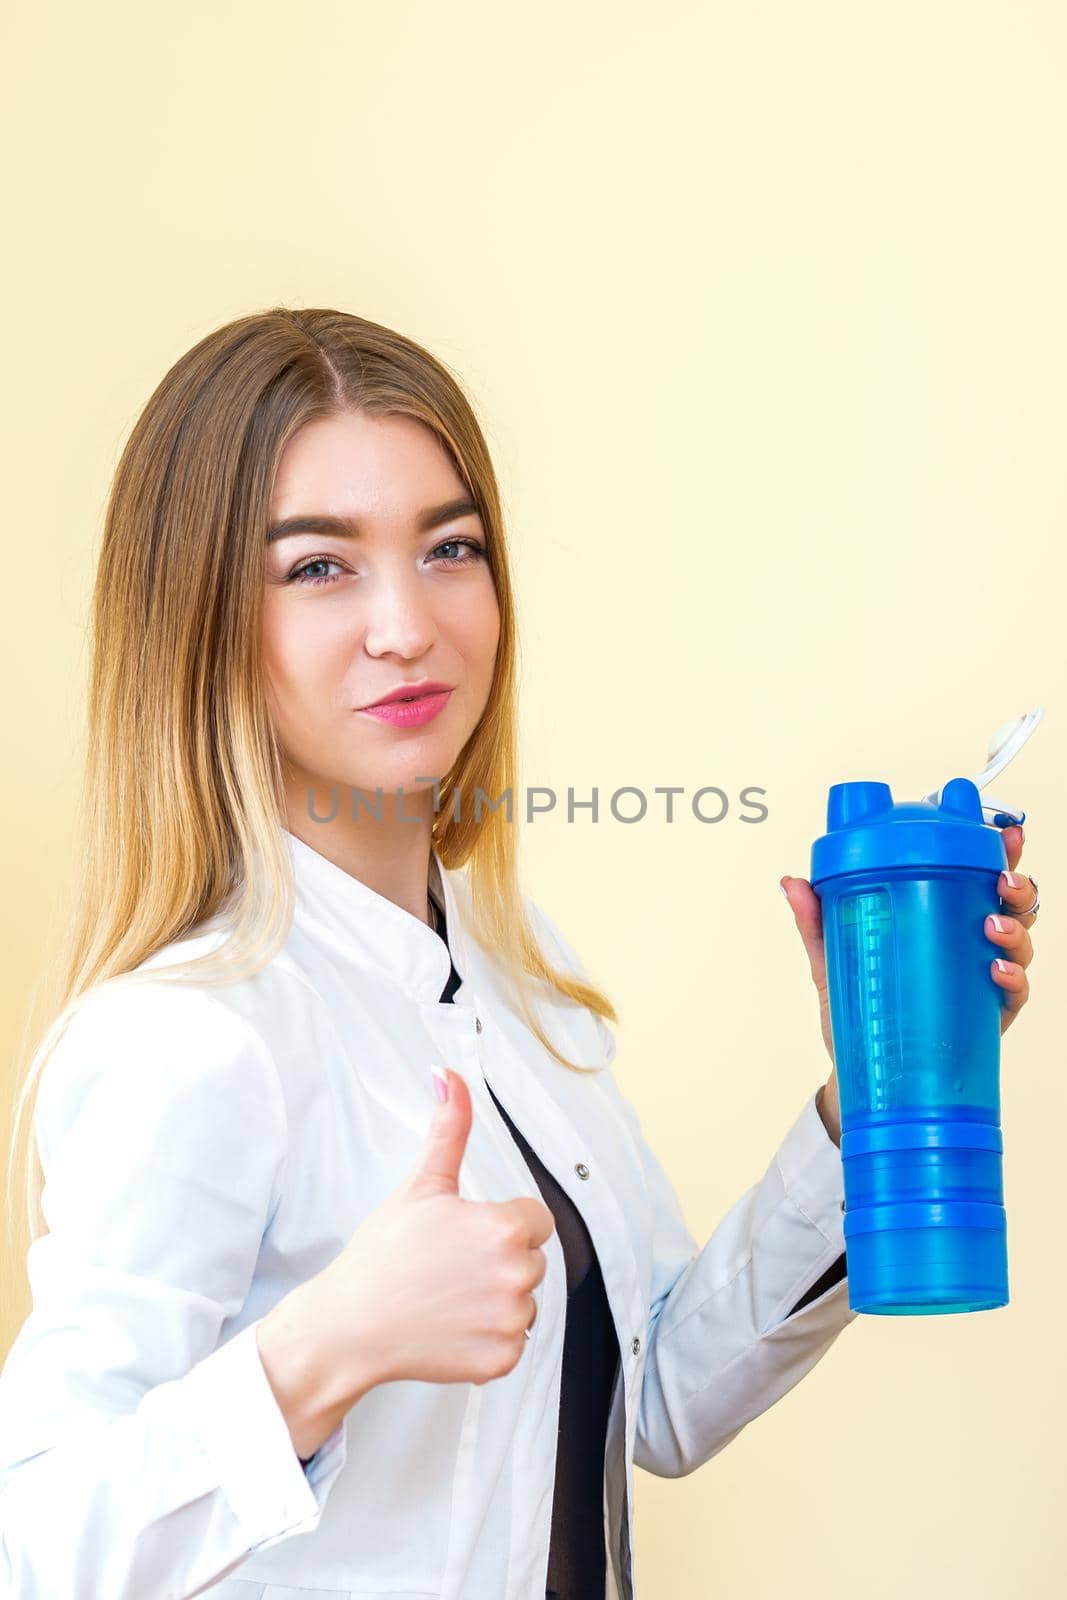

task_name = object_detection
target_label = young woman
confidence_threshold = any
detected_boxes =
[0,308,1038,1600]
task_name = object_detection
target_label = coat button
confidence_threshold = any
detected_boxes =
[475,1016,483,1033]
[575,1162,589,1179]
[631,1335,641,1355]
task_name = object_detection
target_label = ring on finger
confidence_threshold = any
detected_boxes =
[1001,872,1040,922]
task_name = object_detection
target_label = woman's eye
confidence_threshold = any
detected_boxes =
[430,537,487,566]
[287,556,345,586]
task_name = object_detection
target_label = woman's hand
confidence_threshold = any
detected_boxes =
[780,824,1037,1146]
[257,1066,555,1458]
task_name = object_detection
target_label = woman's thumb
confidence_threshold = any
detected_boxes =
[406,1065,473,1198]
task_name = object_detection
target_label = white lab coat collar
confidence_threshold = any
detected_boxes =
[280,825,470,1002]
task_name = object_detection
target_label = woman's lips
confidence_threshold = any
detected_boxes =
[358,689,453,727]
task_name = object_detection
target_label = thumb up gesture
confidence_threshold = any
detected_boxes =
[295,1065,557,1398]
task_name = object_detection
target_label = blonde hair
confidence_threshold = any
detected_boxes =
[5,306,617,1261]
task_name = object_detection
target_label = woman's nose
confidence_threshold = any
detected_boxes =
[362,571,438,659]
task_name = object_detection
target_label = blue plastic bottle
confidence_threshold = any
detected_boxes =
[809,710,1043,1316]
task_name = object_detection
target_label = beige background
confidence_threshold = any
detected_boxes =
[2,2,1065,1594]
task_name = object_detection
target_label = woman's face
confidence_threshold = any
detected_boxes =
[261,409,500,818]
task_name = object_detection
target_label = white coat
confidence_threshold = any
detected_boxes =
[0,827,857,1600]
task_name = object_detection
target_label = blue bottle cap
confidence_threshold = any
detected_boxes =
[810,777,1006,887]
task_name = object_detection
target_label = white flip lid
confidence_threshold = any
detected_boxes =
[921,707,1045,826]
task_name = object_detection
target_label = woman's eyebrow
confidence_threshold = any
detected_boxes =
[266,495,479,544]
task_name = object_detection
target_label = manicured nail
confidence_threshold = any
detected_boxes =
[1003,872,1020,888]
[989,915,1004,933]
[995,959,1012,973]
[780,878,790,900]
[430,1063,450,1104]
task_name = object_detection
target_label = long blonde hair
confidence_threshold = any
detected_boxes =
[5,306,617,1262]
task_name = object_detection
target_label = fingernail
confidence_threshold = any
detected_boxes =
[1003,872,1020,888]
[989,915,1005,933]
[780,878,790,900]
[995,958,1012,973]
[430,1063,450,1104]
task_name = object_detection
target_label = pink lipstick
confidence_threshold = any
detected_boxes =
[359,689,453,727]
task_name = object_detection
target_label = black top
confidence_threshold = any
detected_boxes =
[431,890,618,1600]
[787,1248,848,1312]
[431,890,846,1597]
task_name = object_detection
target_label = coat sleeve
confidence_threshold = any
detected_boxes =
[526,893,859,1481]
[0,979,348,1599]
[603,1070,858,1479]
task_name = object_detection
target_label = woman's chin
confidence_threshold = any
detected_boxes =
[340,749,465,803]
